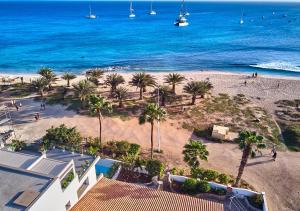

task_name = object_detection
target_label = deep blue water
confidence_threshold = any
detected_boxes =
[0,1,300,77]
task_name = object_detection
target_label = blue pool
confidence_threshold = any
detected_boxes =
[95,158,116,177]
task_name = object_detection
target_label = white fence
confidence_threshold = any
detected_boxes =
[169,174,268,211]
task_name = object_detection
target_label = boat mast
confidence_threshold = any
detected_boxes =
[89,3,92,16]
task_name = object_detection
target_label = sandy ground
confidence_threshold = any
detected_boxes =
[2,71,300,211]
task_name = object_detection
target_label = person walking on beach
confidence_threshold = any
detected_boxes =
[255,72,258,78]
[272,151,277,161]
[277,82,280,88]
[15,104,19,111]
[244,80,247,86]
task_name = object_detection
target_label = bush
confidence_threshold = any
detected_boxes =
[61,170,74,189]
[146,159,165,178]
[9,139,26,152]
[170,167,177,175]
[191,167,205,179]
[182,178,198,194]
[202,169,219,181]
[248,194,264,209]
[282,125,300,151]
[42,124,82,151]
[179,169,185,176]
[128,143,141,158]
[218,173,229,184]
[86,145,99,156]
[105,140,141,158]
[212,188,227,195]
[197,180,211,193]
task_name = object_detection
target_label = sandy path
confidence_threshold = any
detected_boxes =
[7,98,300,211]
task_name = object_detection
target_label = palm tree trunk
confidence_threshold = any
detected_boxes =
[139,87,143,100]
[161,96,165,106]
[119,99,123,108]
[150,122,154,159]
[40,90,44,98]
[67,79,70,87]
[172,84,176,94]
[98,112,102,149]
[234,144,251,187]
[192,95,196,105]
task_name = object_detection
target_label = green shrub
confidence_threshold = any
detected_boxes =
[197,180,211,193]
[107,162,120,178]
[105,140,141,158]
[170,167,177,175]
[282,125,300,151]
[248,194,264,209]
[212,188,227,195]
[179,169,185,176]
[202,169,219,181]
[218,173,229,184]
[42,124,82,151]
[9,139,26,152]
[61,171,74,190]
[146,159,165,177]
[128,143,141,158]
[191,167,205,179]
[182,178,198,194]
[87,145,99,156]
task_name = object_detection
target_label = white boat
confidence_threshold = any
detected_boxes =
[174,13,189,27]
[86,3,96,19]
[174,0,189,27]
[240,10,244,24]
[129,1,136,18]
[149,1,156,15]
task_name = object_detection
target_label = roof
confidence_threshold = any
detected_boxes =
[0,166,52,211]
[0,150,39,169]
[30,158,68,177]
[71,178,224,211]
[46,149,95,174]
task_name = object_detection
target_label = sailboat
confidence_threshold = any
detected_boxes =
[149,1,156,15]
[86,3,96,19]
[240,10,244,25]
[129,1,136,18]
[174,0,189,27]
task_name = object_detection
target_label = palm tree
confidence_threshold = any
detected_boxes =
[73,79,95,108]
[183,140,209,168]
[62,73,76,87]
[183,81,213,105]
[115,86,128,108]
[164,73,185,94]
[86,69,104,86]
[32,77,48,98]
[88,95,112,148]
[38,67,57,90]
[139,103,167,159]
[154,85,173,106]
[130,72,156,100]
[234,131,265,187]
[105,73,125,95]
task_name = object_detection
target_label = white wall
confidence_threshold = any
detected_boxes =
[29,156,100,211]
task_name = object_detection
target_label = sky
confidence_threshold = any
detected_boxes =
[1,0,300,2]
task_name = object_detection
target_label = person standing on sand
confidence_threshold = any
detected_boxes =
[277,82,280,88]
[244,80,247,86]
[273,151,277,161]
[255,72,258,78]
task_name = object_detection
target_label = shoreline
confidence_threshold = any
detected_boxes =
[1,69,300,81]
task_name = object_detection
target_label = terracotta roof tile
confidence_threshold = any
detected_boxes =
[71,178,224,211]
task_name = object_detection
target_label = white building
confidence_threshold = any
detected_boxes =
[0,149,100,211]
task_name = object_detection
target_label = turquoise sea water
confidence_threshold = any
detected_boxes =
[0,1,300,77]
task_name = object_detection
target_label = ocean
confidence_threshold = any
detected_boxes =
[0,1,300,77]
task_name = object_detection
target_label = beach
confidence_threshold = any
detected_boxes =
[2,70,300,113]
[1,70,300,211]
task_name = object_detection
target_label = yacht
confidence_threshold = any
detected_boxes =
[174,0,189,27]
[149,1,156,15]
[86,3,96,19]
[240,10,244,24]
[129,1,136,18]
[174,13,189,27]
